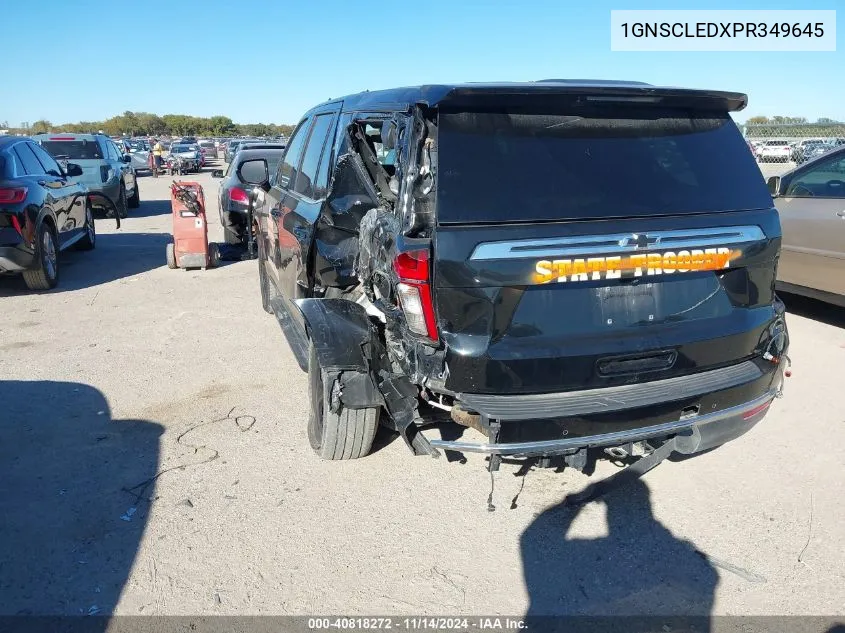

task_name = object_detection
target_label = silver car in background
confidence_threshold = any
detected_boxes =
[769,145,845,306]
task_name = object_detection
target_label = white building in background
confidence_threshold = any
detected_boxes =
[0,130,9,136]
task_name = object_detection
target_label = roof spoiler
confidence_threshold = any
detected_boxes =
[435,85,748,112]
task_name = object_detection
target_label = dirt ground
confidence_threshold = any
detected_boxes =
[0,157,843,619]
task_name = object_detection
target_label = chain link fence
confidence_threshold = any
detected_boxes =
[740,122,845,179]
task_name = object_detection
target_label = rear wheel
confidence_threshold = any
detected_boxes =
[307,343,379,460]
[22,222,59,291]
[127,182,140,209]
[75,202,96,251]
[208,243,220,268]
[166,242,177,269]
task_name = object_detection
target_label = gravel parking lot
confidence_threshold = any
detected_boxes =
[0,157,843,619]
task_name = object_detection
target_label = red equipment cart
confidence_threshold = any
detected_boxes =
[166,181,220,270]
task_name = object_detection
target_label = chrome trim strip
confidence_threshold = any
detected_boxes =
[426,389,777,456]
[469,226,766,261]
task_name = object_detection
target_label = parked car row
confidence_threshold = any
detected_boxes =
[748,137,845,163]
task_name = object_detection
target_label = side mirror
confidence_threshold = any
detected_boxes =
[767,176,782,197]
[237,158,270,189]
[65,163,83,177]
[211,169,224,178]
[121,154,131,163]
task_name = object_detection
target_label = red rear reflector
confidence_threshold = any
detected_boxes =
[230,186,249,204]
[0,187,27,204]
[742,399,772,420]
[394,249,430,282]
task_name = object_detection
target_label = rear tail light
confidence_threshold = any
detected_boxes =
[0,187,27,204]
[100,166,111,183]
[229,186,249,205]
[742,399,772,421]
[394,249,438,340]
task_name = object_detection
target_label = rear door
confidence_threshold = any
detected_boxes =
[260,117,310,294]
[14,143,77,245]
[29,142,87,239]
[275,110,338,300]
[776,151,845,295]
[431,107,780,395]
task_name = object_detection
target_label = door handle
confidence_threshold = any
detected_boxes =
[836,211,845,218]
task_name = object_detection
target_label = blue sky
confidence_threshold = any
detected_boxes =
[1,0,841,126]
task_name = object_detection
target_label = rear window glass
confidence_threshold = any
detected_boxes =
[436,109,772,223]
[40,139,104,160]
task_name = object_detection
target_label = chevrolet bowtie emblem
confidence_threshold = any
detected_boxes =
[621,233,659,249]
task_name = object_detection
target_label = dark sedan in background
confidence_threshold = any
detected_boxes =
[0,136,95,290]
[212,147,284,244]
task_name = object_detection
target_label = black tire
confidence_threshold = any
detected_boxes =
[116,184,128,218]
[307,343,379,460]
[75,202,96,251]
[127,181,140,209]
[208,243,220,268]
[22,222,59,291]
[166,242,177,269]
[257,240,273,314]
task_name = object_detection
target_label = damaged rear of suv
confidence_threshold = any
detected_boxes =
[248,81,789,475]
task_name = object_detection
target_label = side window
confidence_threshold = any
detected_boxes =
[277,118,311,190]
[29,143,63,176]
[5,150,24,177]
[107,141,119,161]
[15,144,45,175]
[294,114,335,199]
[786,154,845,198]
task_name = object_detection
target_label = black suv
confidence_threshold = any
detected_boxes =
[0,136,95,290]
[243,81,788,474]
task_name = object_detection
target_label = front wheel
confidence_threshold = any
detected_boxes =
[257,243,273,314]
[116,184,128,218]
[307,343,379,460]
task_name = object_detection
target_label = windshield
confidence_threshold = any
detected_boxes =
[172,145,195,153]
[40,140,104,160]
[436,108,772,223]
[765,140,788,146]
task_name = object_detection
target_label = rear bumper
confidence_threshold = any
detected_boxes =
[0,238,35,273]
[427,360,784,457]
[428,387,778,456]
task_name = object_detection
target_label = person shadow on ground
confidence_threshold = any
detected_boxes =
[520,477,718,632]
[0,380,162,619]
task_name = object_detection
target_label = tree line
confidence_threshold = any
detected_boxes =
[745,116,841,125]
[1,111,294,138]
